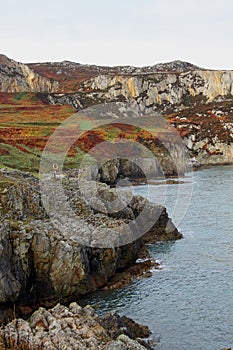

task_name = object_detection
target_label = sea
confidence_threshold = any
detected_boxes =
[81,165,233,350]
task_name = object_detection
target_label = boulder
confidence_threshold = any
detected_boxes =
[0,303,152,350]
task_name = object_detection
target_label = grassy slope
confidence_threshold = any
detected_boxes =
[1,91,232,175]
[0,92,75,173]
[1,91,176,174]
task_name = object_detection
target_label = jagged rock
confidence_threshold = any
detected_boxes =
[0,169,181,312]
[44,68,233,111]
[0,169,46,220]
[0,54,58,93]
[170,105,233,167]
[0,303,152,350]
[28,59,201,92]
[85,70,233,105]
[99,311,151,340]
[106,336,148,350]
[0,223,21,303]
[98,157,180,185]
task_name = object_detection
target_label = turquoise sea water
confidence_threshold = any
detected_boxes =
[82,166,233,350]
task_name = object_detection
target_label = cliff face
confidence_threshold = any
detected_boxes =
[96,156,185,185]
[0,169,180,311]
[0,54,232,168]
[80,70,233,107]
[28,59,200,92]
[45,69,233,167]
[0,304,153,350]
[167,100,233,166]
[2,55,233,105]
[0,55,59,93]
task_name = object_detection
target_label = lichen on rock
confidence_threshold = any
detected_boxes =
[0,168,181,318]
[0,303,155,349]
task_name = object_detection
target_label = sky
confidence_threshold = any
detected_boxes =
[1,0,233,69]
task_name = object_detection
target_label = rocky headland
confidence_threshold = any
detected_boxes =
[0,168,181,324]
[44,67,233,168]
[0,55,232,348]
[0,303,155,349]
[0,55,58,93]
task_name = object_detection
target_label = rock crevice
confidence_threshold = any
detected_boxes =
[0,169,181,318]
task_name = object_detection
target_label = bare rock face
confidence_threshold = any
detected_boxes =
[81,70,233,107]
[0,54,59,93]
[0,303,152,349]
[40,64,233,114]
[98,157,181,185]
[99,311,151,340]
[0,214,141,307]
[0,169,181,311]
[42,64,233,168]
[169,102,233,167]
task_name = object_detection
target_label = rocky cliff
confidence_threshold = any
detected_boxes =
[0,169,181,320]
[79,70,233,108]
[0,55,59,93]
[28,59,201,92]
[0,303,154,350]
[1,54,233,168]
[45,70,233,167]
[2,54,233,107]
[96,156,183,185]
[167,99,233,166]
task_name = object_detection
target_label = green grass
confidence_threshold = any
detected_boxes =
[63,148,93,169]
[0,143,40,173]
[0,142,93,175]
[14,91,31,101]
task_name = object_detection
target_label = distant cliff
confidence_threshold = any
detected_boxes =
[28,59,201,92]
[0,169,180,312]
[80,70,233,108]
[0,54,233,167]
[33,59,233,118]
[40,63,233,167]
[0,55,59,93]
[2,54,233,107]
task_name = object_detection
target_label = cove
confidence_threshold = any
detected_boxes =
[81,165,233,350]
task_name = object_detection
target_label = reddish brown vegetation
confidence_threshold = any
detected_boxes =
[0,93,75,167]
[28,63,103,93]
[166,100,233,144]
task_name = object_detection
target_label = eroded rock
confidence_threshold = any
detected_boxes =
[0,54,58,93]
[0,169,181,315]
[0,303,152,350]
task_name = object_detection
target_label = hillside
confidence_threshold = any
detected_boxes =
[28,59,201,93]
[0,92,74,172]
[0,54,233,172]
[0,54,59,93]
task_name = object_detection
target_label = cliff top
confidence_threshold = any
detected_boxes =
[28,59,202,92]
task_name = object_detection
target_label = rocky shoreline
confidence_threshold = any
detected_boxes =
[0,55,232,349]
[0,302,156,349]
[0,168,181,328]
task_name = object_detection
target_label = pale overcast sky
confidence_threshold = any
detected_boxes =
[1,0,233,69]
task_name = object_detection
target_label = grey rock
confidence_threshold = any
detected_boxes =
[0,303,150,350]
[0,169,180,307]
[0,54,58,93]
